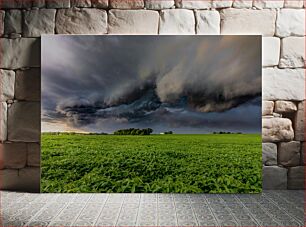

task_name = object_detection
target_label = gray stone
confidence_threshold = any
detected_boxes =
[4,9,22,34]
[0,69,15,102]
[0,142,27,169]
[71,0,92,7]
[110,0,144,8]
[262,37,280,66]
[262,101,274,115]
[56,8,107,34]
[284,0,304,8]
[91,0,108,8]
[276,9,305,37]
[278,141,301,167]
[232,0,252,8]
[0,167,40,192]
[0,0,32,9]
[46,0,70,8]
[23,9,56,37]
[0,102,7,142]
[294,101,305,141]
[159,9,195,34]
[0,38,40,69]
[0,10,4,35]
[27,143,40,167]
[288,166,304,189]
[263,166,287,189]
[15,68,41,101]
[280,37,305,68]
[109,10,159,34]
[8,102,40,142]
[262,118,294,142]
[220,8,276,36]
[274,101,297,113]
[263,68,305,101]
[145,0,175,9]
[301,142,305,165]
[32,0,46,8]
[195,10,220,34]
[212,0,233,8]
[253,0,284,8]
[175,0,212,9]
[262,143,277,166]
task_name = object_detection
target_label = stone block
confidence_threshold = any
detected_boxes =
[280,37,305,68]
[301,142,305,165]
[276,9,305,37]
[278,141,301,166]
[263,68,305,101]
[262,143,277,166]
[8,102,40,142]
[262,37,280,66]
[0,38,40,69]
[15,68,41,101]
[91,0,108,8]
[0,167,40,192]
[0,102,7,142]
[253,0,284,8]
[175,0,212,9]
[32,0,46,8]
[159,9,195,34]
[263,166,287,189]
[23,9,56,37]
[46,0,70,8]
[109,0,144,8]
[232,0,253,8]
[288,166,304,189]
[284,0,304,8]
[0,10,4,35]
[275,101,297,113]
[0,0,32,9]
[220,9,276,36]
[71,0,92,7]
[0,142,27,169]
[195,10,220,34]
[27,143,40,167]
[262,101,274,116]
[4,9,22,35]
[109,10,159,34]
[0,69,15,102]
[294,101,305,141]
[145,0,175,9]
[212,0,233,8]
[56,8,107,34]
[262,117,294,142]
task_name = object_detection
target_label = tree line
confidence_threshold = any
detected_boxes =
[114,128,153,135]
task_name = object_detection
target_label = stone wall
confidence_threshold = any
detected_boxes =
[0,0,304,192]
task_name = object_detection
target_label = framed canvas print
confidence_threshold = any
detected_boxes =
[41,35,262,193]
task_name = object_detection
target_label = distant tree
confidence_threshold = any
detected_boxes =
[113,128,153,135]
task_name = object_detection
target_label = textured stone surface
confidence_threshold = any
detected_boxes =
[294,101,305,141]
[4,10,22,35]
[301,142,305,165]
[262,143,277,166]
[32,0,46,8]
[284,0,304,8]
[0,11,4,35]
[0,102,7,142]
[91,0,108,8]
[8,102,40,142]
[274,101,297,113]
[232,0,253,8]
[262,118,294,142]
[0,38,40,69]
[263,166,287,189]
[220,9,276,35]
[212,0,233,8]
[145,0,175,9]
[0,0,32,9]
[276,9,305,37]
[0,167,40,192]
[110,0,144,8]
[15,68,41,101]
[27,143,40,167]
[46,0,70,8]
[288,166,304,189]
[263,68,305,101]
[262,101,274,116]
[280,37,305,68]
[0,70,15,102]
[0,143,27,169]
[195,10,220,34]
[109,10,159,34]
[175,0,212,9]
[253,0,284,8]
[23,9,56,37]
[262,37,280,66]
[159,9,195,34]
[71,0,92,7]
[278,141,301,167]
[56,8,107,34]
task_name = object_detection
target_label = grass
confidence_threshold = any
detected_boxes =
[41,134,262,193]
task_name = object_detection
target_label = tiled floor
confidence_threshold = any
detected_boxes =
[1,190,304,226]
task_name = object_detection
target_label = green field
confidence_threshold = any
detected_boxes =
[41,134,262,193]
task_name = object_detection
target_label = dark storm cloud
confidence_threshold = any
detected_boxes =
[41,35,261,133]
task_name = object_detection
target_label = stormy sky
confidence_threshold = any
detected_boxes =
[41,35,261,134]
